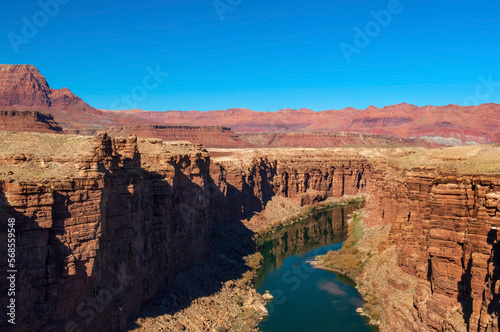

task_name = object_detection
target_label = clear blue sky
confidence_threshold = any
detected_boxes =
[1,0,499,111]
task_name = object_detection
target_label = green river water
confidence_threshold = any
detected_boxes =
[254,204,378,332]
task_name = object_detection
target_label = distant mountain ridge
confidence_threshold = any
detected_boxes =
[111,102,500,144]
[1,64,499,145]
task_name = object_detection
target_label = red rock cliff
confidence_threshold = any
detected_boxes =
[0,133,223,331]
[1,134,498,332]
[210,150,370,222]
[365,165,500,332]
[0,110,63,133]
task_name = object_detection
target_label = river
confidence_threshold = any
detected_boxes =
[254,204,378,332]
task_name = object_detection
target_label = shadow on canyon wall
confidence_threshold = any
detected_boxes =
[457,229,500,330]
[127,169,258,330]
[458,257,473,328]
[487,229,500,329]
[0,187,77,331]
[0,147,261,332]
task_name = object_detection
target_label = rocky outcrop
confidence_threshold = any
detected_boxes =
[0,65,52,107]
[0,65,153,131]
[0,110,63,133]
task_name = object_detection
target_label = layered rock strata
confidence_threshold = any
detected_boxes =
[238,131,434,148]
[1,132,499,332]
[0,133,222,331]
[210,150,370,223]
[86,125,251,148]
[0,110,63,133]
[366,168,500,332]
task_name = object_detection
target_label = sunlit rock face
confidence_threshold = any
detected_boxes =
[366,167,500,332]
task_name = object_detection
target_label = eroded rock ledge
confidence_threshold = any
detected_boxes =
[0,133,499,332]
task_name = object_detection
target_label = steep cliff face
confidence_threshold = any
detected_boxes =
[0,133,223,331]
[0,65,52,107]
[0,110,63,133]
[364,165,500,332]
[210,150,370,223]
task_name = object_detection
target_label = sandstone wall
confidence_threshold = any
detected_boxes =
[0,134,222,332]
[366,167,500,332]
[211,153,371,222]
[0,110,63,133]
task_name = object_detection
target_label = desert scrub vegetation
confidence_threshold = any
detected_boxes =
[362,293,382,324]
[239,252,264,286]
[255,196,365,239]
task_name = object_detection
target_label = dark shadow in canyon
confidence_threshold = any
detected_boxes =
[457,229,500,330]
[126,166,260,329]
[96,152,259,330]
[487,229,499,329]
[1,145,259,331]
[0,187,73,332]
[458,255,473,328]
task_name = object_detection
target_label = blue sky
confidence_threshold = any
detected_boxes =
[1,0,499,112]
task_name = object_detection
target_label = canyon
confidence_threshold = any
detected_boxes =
[0,130,499,331]
[0,64,499,331]
[0,132,372,331]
